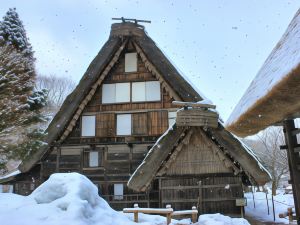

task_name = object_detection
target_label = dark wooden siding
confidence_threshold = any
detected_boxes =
[159,176,243,214]
[96,113,115,137]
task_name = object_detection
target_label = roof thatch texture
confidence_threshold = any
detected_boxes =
[128,122,271,192]
[17,22,204,174]
[226,9,300,137]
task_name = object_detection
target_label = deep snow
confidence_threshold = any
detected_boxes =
[0,173,250,225]
[245,190,295,224]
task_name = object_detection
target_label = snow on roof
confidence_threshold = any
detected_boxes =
[227,9,300,127]
[0,170,20,180]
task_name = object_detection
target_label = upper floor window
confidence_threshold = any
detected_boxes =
[102,83,130,103]
[102,81,161,104]
[132,81,161,102]
[125,52,137,72]
[81,115,96,136]
[116,114,132,135]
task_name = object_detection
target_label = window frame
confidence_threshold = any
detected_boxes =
[83,147,105,169]
[124,52,138,73]
[116,114,132,136]
[81,115,96,137]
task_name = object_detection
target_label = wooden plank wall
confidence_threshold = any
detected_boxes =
[165,129,232,175]
[160,176,243,214]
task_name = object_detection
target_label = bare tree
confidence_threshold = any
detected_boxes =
[36,74,76,113]
[246,127,289,195]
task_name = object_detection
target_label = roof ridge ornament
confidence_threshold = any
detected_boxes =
[112,17,151,25]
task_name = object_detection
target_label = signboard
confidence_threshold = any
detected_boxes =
[236,198,247,206]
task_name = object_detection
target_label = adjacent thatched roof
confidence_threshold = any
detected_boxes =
[16,22,204,175]
[128,122,271,192]
[226,9,300,137]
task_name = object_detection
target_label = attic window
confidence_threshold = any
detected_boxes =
[125,53,137,72]
[81,115,96,137]
[102,83,130,103]
[132,81,161,102]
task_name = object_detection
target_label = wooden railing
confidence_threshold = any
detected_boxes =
[123,204,198,225]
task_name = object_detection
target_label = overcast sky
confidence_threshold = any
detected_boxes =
[1,0,299,121]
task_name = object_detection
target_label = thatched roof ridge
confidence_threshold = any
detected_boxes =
[15,22,204,174]
[226,9,300,137]
[128,122,271,192]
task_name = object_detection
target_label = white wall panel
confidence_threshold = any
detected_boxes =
[89,151,99,167]
[116,83,130,102]
[81,116,96,136]
[146,81,161,101]
[117,114,132,135]
[102,84,116,103]
[125,53,137,72]
[132,82,145,102]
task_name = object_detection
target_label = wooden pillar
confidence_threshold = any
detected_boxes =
[159,178,162,208]
[283,119,300,224]
[56,146,61,172]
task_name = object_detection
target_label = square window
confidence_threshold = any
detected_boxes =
[146,81,161,101]
[132,82,145,102]
[125,53,137,72]
[102,84,116,103]
[81,116,96,136]
[117,114,132,135]
[114,183,123,200]
[115,83,130,102]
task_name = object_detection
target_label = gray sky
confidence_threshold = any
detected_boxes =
[1,0,299,121]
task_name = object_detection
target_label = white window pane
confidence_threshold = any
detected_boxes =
[132,82,146,102]
[116,83,130,102]
[146,81,161,101]
[117,114,131,135]
[125,53,137,72]
[114,183,123,200]
[89,151,99,167]
[102,84,116,103]
[81,116,95,136]
[168,111,177,128]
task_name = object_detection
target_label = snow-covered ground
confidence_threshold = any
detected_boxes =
[0,173,250,225]
[245,190,294,224]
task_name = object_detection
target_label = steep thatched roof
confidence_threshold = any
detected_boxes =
[226,9,300,137]
[15,22,204,175]
[128,122,271,192]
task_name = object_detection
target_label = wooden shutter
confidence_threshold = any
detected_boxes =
[132,113,147,135]
[148,111,168,136]
[96,113,115,137]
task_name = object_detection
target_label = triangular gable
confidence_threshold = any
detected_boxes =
[128,122,271,192]
[157,128,236,176]
[17,22,205,173]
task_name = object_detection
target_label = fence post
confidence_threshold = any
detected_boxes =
[166,204,172,225]
[134,203,139,223]
[192,206,198,223]
[265,192,270,215]
[288,207,293,222]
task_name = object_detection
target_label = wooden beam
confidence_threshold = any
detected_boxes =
[283,119,300,224]
[172,101,216,109]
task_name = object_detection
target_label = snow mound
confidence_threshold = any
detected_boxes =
[198,213,250,225]
[0,173,135,225]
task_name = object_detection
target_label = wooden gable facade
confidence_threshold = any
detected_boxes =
[2,22,270,215]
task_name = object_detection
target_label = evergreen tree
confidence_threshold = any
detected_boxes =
[0,8,47,173]
[0,8,33,57]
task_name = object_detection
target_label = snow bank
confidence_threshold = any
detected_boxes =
[198,214,250,225]
[0,173,251,225]
[0,173,135,225]
[245,190,294,224]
